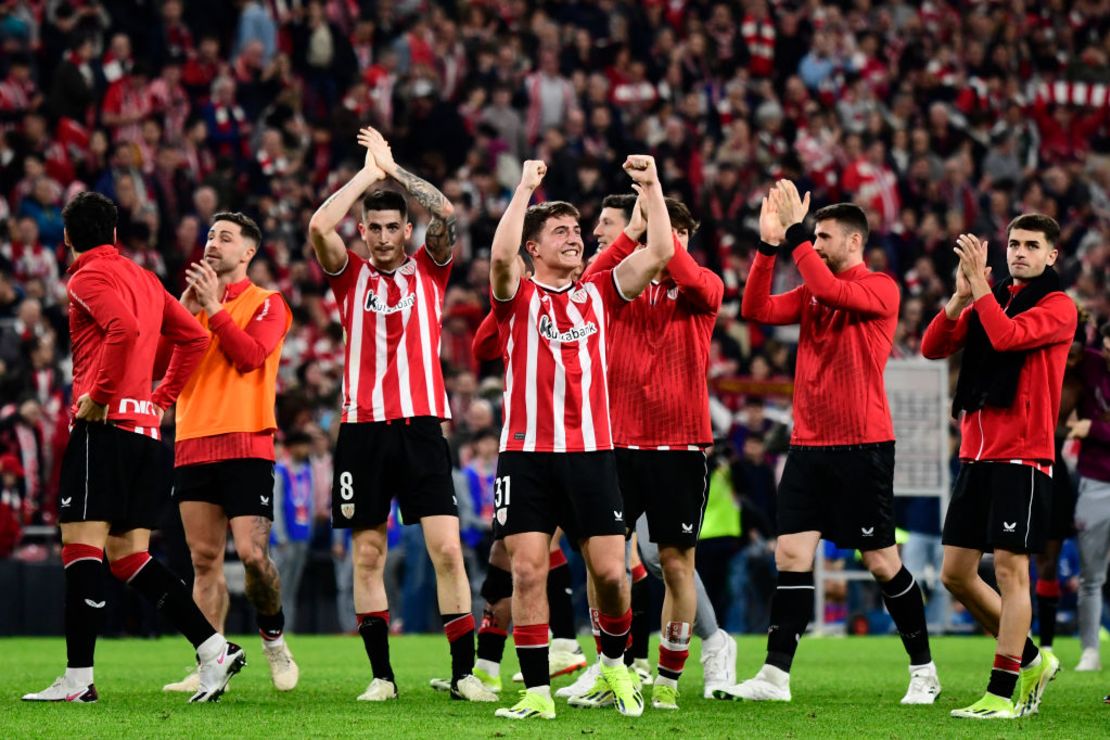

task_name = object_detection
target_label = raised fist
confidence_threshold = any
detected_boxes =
[520,160,548,190]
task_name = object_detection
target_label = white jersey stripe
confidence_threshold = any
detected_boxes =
[370,277,389,420]
[394,272,415,419]
[413,269,438,418]
[544,297,567,453]
[500,313,517,451]
[524,290,540,452]
[564,296,595,451]
[345,264,371,423]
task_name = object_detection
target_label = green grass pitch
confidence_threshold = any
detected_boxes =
[1,634,1105,738]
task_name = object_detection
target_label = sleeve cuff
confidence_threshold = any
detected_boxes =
[784,223,809,254]
[757,241,779,257]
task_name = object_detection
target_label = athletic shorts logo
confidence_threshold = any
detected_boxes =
[260,495,270,506]
[341,503,355,519]
[681,522,693,534]
[61,497,72,507]
[861,526,874,537]
[496,508,507,525]
[569,289,588,304]
[1003,521,1017,533]
[613,510,623,522]
[84,599,106,609]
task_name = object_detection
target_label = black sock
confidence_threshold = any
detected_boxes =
[63,545,106,670]
[120,555,217,648]
[1036,580,1059,648]
[1021,636,1040,668]
[987,654,1021,700]
[547,560,576,641]
[514,623,550,688]
[442,612,476,681]
[477,626,509,663]
[597,610,631,661]
[765,571,814,673]
[879,566,932,665]
[257,608,285,642]
[358,611,394,681]
[630,576,651,661]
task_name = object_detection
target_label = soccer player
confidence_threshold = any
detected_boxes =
[922,215,1077,718]
[488,156,674,720]
[160,212,297,695]
[565,193,734,711]
[716,181,940,704]
[23,192,244,704]
[308,128,493,703]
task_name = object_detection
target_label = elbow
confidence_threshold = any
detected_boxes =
[439,200,456,219]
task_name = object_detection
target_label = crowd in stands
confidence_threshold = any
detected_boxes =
[0,0,1107,633]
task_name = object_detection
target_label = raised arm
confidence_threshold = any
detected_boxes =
[667,238,724,313]
[308,128,386,274]
[361,127,456,265]
[614,156,674,299]
[490,161,546,301]
[740,188,803,325]
[583,196,644,279]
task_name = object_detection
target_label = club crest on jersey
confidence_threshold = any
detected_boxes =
[341,503,355,519]
[365,291,416,315]
[538,314,598,343]
[667,287,678,300]
[400,261,416,276]
[569,288,589,304]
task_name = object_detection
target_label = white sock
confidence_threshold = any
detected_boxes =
[263,633,285,649]
[910,661,935,674]
[1025,653,1042,670]
[655,676,678,690]
[475,658,500,677]
[196,633,228,663]
[526,685,551,699]
[702,628,728,653]
[758,664,790,686]
[551,637,580,653]
[600,653,624,669]
[65,666,93,686]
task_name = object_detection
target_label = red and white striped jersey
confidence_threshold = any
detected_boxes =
[493,271,629,453]
[327,246,452,424]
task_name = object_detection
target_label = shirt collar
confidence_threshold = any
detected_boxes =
[67,245,119,274]
[223,278,252,301]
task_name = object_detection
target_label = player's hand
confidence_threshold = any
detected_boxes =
[151,403,165,425]
[771,180,811,229]
[953,234,989,277]
[1068,418,1092,439]
[358,126,397,177]
[625,193,647,240]
[623,155,658,186]
[75,393,108,422]
[759,191,785,245]
[185,261,222,315]
[519,160,547,191]
[180,283,202,314]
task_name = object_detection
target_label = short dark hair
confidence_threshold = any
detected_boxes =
[601,193,636,223]
[211,211,262,247]
[362,189,408,221]
[665,198,700,235]
[522,201,580,245]
[813,203,870,243]
[1007,213,1060,247]
[62,191,118,252]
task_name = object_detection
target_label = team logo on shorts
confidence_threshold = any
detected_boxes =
[496,508,507,525]
[667,287,678,300]
[569,289,588,304]
[1003,521,1016,533]
[341,503,355,519]
[861,527,874,537]
[400,261,416,276]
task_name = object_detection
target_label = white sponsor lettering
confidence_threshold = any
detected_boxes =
[538,314,598,343]
[119,398,157,415]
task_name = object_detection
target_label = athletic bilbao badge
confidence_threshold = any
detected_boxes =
[570,289,588,304]
[667,287,678,300]
[400,261,416,276]
[341,503,355,518]
[496,508,507,525]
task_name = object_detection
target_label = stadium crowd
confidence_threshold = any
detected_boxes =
[0,0,1107,636]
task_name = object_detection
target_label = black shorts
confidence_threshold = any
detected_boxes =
[616,448,708,547]
[331,417,456,529]
[491,451,625,545]
[942,461,1052,554]
[1049,444,1077,540]
[58,421,173,533]
[175,459,275,520]
[777,442,896,551]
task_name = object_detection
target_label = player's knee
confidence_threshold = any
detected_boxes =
[659,550,692,586]
[940,563,970,594]
[862,553,900,582]
[428,537,463,569]
[590,562,625,595]
[236,543,269,573]
[352,538,386,573]
[993,555,1028,589]
[190,544,223,575]
[511,558,546,594]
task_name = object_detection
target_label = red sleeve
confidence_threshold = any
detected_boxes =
[584,268,633,308]
[208,294,290,373]
[491,280,525,321]
[793,243,899,317]
[472,311,501,362]
[151,290,210,409]
[668,239,723,314]
[921,307,971,359]
[152,335,173,381]
[415,245,452,292]
[67,269,141,404]
[324,249,362,304]
[583,231,638,279]
[740,252,803,325]
[973,291,1077,352]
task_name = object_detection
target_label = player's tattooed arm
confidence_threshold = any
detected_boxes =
[394,165,457,264]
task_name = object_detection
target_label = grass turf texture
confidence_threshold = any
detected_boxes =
[1,635,1105,738]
